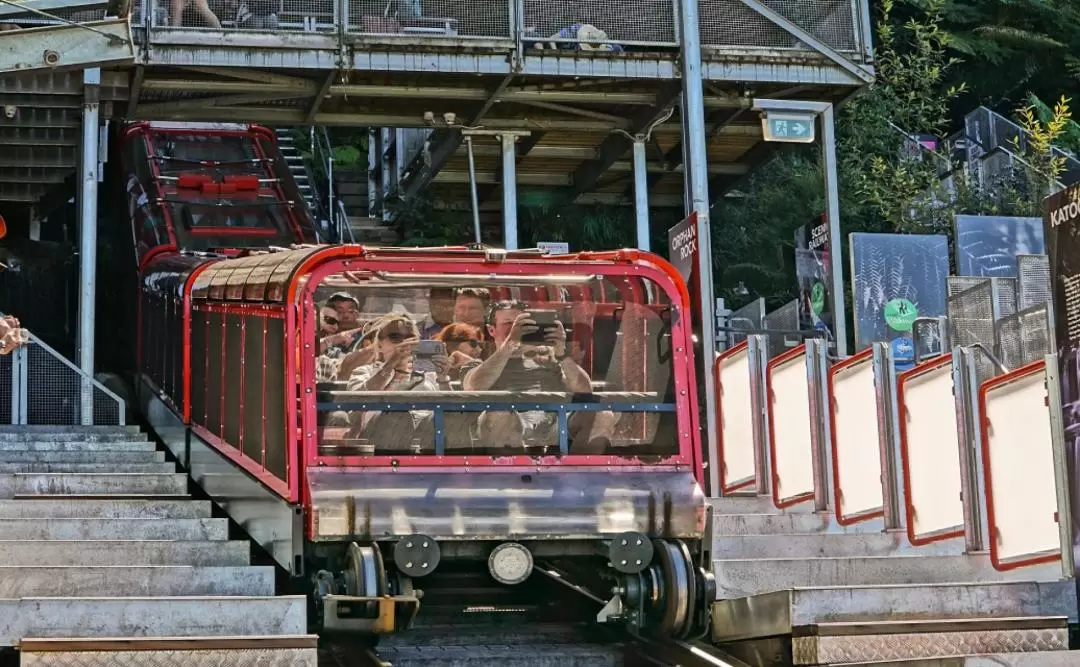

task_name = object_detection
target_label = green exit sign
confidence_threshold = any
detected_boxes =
[762,113,816,143]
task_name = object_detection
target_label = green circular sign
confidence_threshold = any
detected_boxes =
[810,282,826,315]
[884,298,918,332]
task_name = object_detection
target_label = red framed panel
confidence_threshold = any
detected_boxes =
[714,340,756,494]
[978,358,1061,571]
[827,347,884,526]
[896,354,964,547]
[765,343,815,509]
[297,253,700,483]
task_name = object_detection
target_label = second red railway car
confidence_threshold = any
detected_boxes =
[126,121,715,639]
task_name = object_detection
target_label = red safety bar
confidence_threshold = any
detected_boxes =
[978,358,1061,572]
[765,342,814,509]
[827,347,884,526]
[714,340,756,494]
[896,354,964,547]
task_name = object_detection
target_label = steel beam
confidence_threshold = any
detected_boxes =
[78,68,101,425]
[305,70,336,123]
[473,132,544,206]
[129,104,761,135]
[565,83,680,199]
[500,132,518,249]
[0,19,134,75]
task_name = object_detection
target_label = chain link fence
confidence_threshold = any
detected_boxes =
[726,297,765,347]
[347,0,510,38]
[699,0,858,52]
[523,0,676,48]
[2,332,125,426]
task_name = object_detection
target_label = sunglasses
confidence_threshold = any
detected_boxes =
[323,315,340,327]
[448,339,482,347]
[381,330,412,342]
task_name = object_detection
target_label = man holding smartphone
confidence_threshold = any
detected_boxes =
[462,300,616,452]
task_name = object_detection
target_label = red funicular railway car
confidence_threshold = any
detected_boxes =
[126,122,714,640]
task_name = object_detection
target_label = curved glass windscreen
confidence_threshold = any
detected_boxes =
[311,271,680,459]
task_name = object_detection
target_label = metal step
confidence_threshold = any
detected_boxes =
[712,555,1061,598]
[0,518,229,540]
[0,596,309,645]
[712,533,963,559]
[0,433,149,443]
[791,617,1068,666]
[713,512,866,535]
[709,495,817,515]
[0,463,175,474]
[0,426,141,434]
[842,650,1080,665]
[0,498,211,519]
[710,581,1079,643]
[0,441,157,451]
[20,636,318,666]
[0,540,249,566]
[0,451,165,464]
[0,473,187,497]
[0,566,275,597]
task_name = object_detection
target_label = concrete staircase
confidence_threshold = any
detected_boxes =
[708,496,1078,666]
[0,425,314,666]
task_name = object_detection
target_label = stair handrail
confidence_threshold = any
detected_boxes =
[6,327,126,426]
[335,198,356,244]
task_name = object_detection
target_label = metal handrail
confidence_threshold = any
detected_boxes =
[335,198,355,243]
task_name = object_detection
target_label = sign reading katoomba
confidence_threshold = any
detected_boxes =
[1045,182,1080,574]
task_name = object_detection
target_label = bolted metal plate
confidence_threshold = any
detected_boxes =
[20,648,317,666]
[393,535,440,578]
[792,627,1069,665]
[608,531,654,574]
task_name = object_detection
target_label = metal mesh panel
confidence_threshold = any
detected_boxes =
[947,282,995,351]
[523,0,676,47]
[996,304,1050,370]
[728,297,765,346]
[993,277,1017,319]
[146,0,335,30]
[948,276,988,297]
[763,299,799,358]
[0,354,10,424]
[3,337,123,426]
[1017,254,1052,310]
[348,0,511,38]
[699,0,856,52]
[913,318,946,361]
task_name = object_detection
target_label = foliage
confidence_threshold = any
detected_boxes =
[1015,94,1074,195]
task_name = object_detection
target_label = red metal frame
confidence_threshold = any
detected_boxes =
[978,358,1061,571]
[765,343,815,509]
[896,354,965,547]
[296,253,700,481]
[714,340,756,494]
[826,347,884,526]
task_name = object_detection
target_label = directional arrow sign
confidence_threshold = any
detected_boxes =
[762,112,817,144]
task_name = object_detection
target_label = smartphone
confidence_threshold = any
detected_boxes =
[522,310,558,344]
[413,340,446,374]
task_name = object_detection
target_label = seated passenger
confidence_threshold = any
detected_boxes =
[434,322,485,381]
[344,315,452,450]
[461,301,617,453]
[420,288,454,340]
[453,288,490,334]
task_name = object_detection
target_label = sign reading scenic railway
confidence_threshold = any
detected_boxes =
[1043,181,1080,576]
[762,112,817,144]
[668,213,698,285]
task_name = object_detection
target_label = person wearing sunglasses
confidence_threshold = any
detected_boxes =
[344,315,452,450]
[461,300,616,452]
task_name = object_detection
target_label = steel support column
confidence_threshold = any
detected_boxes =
[820,104,848,355]
[501,133,518,250]
[78,67,101,426]
[632,138,650,251]
[679,0,720,495]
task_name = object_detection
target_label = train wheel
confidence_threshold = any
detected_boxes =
[651,539,692,638]
[345,542,387,616]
